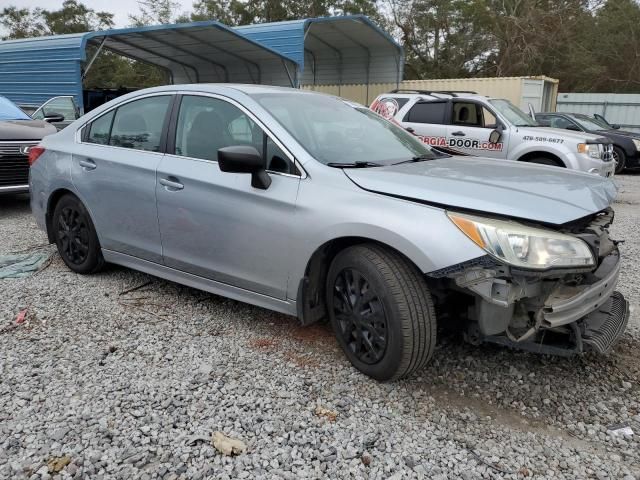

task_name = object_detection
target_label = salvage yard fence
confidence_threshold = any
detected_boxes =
[556,93,640,132]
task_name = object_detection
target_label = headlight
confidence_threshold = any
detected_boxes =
[447,212,595,270]
[632,139,640,151]
[577,143,601,159]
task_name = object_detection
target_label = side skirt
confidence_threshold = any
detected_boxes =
[102,249,298,317]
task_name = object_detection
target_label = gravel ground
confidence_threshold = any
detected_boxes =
[1,174,639,480]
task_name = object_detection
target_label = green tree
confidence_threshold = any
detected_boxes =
[130,0,185,26]
[0,7,45,39]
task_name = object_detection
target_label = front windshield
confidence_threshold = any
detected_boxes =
[0,96,31,121]
[252,92,435,165]
[573,115,608,131]
[488,99,537,127]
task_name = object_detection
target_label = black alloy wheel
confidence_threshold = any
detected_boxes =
[332,267,388,365]
[57,206,90,265]
[53,194,105,274]
[326,244,436,381]
[613,146,626,174]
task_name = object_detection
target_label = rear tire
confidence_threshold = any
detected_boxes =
[326,244,436,381]
[52,194,104,274]
[613,146,626,174]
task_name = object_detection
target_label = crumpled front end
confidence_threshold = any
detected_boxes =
[430,208,629,355]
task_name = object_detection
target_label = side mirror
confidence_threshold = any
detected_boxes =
[44,112,65,123]
[489,129,501,144]
[612,124,621,130]
[218,145,271,190]
[566,124,582,132]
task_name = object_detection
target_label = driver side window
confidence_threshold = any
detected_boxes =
[174,95,297,175]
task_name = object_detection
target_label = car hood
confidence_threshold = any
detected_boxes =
[0,119,57,140]
[343,157,617,226]
[519,126,610,143]
[598,129,640,140]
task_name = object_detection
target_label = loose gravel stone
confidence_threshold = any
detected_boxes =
[1,175,640,479]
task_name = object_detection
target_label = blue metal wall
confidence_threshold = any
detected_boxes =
[0,33,85,108]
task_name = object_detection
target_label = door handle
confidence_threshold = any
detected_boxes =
[406,127,415,133]
[159,177,184,191]
[78,158,96,170]
[452,131,466,136]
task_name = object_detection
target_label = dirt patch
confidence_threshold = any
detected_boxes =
[249,338,277,349]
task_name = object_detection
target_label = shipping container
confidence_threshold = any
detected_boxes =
[303,76,559,112]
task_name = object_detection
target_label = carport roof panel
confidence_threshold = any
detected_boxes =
[235,15,403,74]
[0,21,300,86]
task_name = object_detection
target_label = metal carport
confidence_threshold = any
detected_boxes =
[235,15,404,87]
[0,21,299,112]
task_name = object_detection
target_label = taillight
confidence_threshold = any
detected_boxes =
[28,146,45,166]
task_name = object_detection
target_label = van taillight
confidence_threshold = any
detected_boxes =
[28,146,45,166]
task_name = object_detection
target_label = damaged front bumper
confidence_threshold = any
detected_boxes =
[436,210,630,356]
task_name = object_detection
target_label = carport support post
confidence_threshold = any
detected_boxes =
[82,37,107,80]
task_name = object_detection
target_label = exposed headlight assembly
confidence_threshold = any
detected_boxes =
[632,138,640,151]
[577,143,601,159]
[448,212,595,270]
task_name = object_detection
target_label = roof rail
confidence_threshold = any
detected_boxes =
[389,89,479,97]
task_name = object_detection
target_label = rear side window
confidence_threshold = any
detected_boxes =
[109,96,171,152]
[87,110,114,145]
[404,102,447,124]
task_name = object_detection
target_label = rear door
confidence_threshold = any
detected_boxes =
[401,100,449,149]
[445,100,507,158]
[72,93,173,263]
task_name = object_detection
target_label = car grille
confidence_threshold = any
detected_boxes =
[0,142,36,188]
[601,144,614,162]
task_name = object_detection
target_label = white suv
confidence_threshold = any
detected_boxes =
[370,90,615,177]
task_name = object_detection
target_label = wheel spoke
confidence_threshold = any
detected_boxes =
[332,267,388,366]
[57,206,90,265]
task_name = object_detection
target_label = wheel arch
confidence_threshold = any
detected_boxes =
[516,150,565,167]
[296,236,423,326]
[45,188,99,244]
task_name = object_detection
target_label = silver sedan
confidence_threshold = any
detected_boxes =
[29,84,629,380]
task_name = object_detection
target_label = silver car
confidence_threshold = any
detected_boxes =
[30,84,629,381]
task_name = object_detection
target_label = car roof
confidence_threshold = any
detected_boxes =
[126,83,313,96]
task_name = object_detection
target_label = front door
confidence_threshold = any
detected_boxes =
[32,96,80,130]
[445,100,507,159]
[71,94,173,263]
[156,94,301,299]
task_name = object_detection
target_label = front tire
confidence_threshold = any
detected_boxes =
[613,146,626,174]
[326,244,436,381]
[52,194,104,274]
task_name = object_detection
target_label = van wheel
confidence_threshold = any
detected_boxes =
[326,244,436,381]
[52,194,104,274]
[613,146,626,173]
[526,157,564,167]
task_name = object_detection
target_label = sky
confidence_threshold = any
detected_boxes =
[3,0,195,29]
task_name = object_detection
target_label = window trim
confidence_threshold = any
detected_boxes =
[166,91,306,179]
[77,92,176,156]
